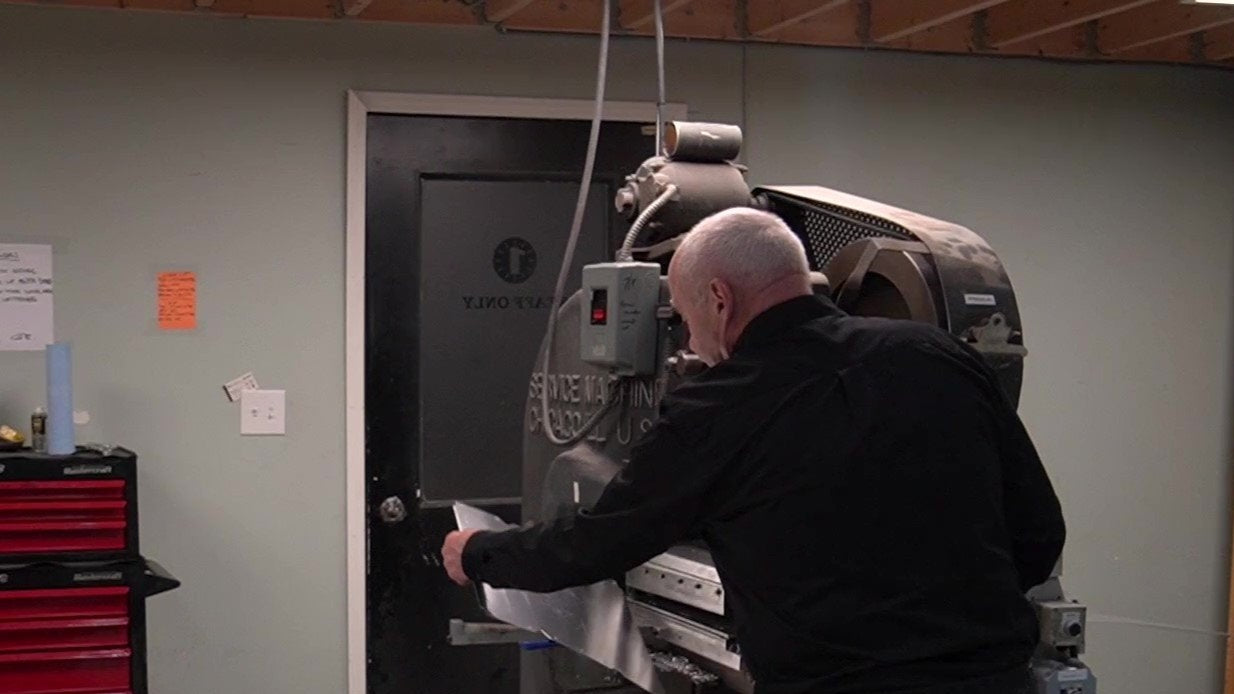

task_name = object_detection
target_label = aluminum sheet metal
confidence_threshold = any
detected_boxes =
[453,502,665,694]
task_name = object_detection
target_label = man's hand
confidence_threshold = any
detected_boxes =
[442,529,480,586]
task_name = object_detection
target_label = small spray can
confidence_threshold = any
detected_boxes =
[30,407,47,454]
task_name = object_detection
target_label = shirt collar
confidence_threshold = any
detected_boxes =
[733,294,842,354]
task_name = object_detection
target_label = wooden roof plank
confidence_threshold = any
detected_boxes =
[1203,22,1234,61]
[203,0,335,19]
[754,0,860,45]
[747,0,851,39]
[486,0,541,23]
[986,0,1155,49]
[869,0,1009,43]
[1115,32,1200,62]
[355,0,480,24]
[500,0,605,32]
[623,0,741,38]
[339,0,372,17]
[2,0,124,6]
[882,13,976,52]
[619,0,696,28]
[121,0,197,9]
[1098,0,1234,54]
[986,20,1090,57]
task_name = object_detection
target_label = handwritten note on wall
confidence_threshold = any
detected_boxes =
[0,243,54,351]
[158,271,197,331]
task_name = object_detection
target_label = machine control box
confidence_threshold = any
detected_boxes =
[580,262,661,376]
[1036,600,1087,653]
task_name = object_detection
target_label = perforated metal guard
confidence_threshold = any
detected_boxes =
[763,192,912,271]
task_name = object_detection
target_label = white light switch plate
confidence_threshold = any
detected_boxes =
[241,389,285,435]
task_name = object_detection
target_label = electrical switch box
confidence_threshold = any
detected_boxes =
[1035,601,1087,654]
[580,262,661,376]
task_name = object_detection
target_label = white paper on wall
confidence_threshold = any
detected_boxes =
[0,243,54,351]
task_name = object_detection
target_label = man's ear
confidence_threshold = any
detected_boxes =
[709,279,725,313]
[710,279,734,316]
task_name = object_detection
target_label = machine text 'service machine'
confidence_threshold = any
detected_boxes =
[477,122,1094,694]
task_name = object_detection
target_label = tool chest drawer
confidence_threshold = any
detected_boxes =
[0,586,132,693]
[0,646,132,693]
[0,451,138,562]
[0,561,177,694]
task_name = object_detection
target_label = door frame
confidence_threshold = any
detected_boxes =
[345,90,688,694]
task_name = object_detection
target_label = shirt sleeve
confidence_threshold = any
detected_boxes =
[461,416,720,593]
[952,340,1066,592]
[994,393,1067,591]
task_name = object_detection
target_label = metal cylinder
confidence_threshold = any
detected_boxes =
[665,122,743,162]
[615,157,753,244]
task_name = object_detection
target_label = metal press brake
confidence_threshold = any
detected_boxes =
[497,122,1095,694]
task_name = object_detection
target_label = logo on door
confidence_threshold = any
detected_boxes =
[493,237,537,284]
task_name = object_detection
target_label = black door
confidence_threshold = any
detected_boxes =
[365,114,651,693]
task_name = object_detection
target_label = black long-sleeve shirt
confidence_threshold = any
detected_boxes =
[464,295,1065,694]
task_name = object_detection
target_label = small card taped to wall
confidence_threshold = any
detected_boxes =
[223,372,260,403]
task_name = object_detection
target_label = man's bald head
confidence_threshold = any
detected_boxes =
[668,208,812,365]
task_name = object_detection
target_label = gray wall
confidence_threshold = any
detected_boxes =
[1,3,1232,693]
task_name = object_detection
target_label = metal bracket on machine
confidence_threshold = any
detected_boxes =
[629,602,742,674]
[964,312,1027,357]
[831,238,931,315]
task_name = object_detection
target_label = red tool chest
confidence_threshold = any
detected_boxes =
[0,449,177,694]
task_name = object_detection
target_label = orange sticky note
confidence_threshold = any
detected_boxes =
[158,271,197,331]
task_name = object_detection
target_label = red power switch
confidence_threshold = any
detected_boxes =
[590,289,608,325]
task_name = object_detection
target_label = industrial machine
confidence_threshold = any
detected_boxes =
[466,121,1094,694]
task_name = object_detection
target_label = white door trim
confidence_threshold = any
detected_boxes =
[345,90,688,694]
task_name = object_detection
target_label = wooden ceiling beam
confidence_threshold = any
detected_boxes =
[485,0,540,24]
[619,0,696,29]
[868,0,1009,43]
[986,0,1155,49]
[1203,22,1234,61]
[1099,0,1234,54]
[747,0,850,39]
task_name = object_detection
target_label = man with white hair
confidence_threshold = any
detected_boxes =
[443,207,1065,694]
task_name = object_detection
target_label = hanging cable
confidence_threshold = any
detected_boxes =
[653,0,667,156]
[536,0,614,446]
